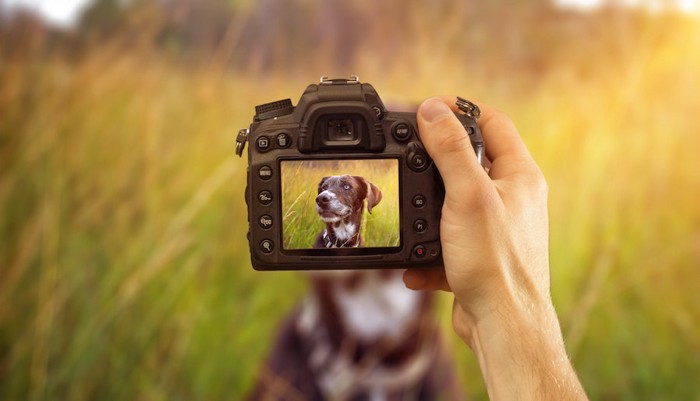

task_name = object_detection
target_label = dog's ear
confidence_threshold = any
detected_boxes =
[318,177,330,194]
[364,179,383,214]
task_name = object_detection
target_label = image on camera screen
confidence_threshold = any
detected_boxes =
[280,159,400,250]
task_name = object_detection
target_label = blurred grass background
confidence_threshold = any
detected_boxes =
[281,159,400,249]
[1,0,699,400]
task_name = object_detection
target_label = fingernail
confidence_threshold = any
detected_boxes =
[420,98,451,123]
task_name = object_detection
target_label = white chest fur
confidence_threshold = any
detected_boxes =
[335,272,421,341]
[332,222,356,242]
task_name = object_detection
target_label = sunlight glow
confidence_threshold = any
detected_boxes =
[3,0,698,29]
[556,0,700,13]
[3,0,93,27]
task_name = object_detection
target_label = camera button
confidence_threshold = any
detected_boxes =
[410,153,427,170]
[406,142,431,172]
[260,239,274,254]
[413,219,427,233]
[412,194,426,208]
[258,190,273,205]
[276,133,291,148]
[392,122,412,141]
[413,245,426,258]
[258,165,273,180]
[256,136,271,151]
[259,215,273,229]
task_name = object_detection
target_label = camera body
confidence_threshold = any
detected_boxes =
[237,77,484,270]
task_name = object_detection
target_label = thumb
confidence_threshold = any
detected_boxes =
[417,98,489,199]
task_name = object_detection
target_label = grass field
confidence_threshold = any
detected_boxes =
[281,159,400,249]
[1,9,700,401]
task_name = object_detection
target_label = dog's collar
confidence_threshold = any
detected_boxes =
[322,230,335,248]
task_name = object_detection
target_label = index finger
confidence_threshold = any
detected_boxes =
[416,97,493,203]
[439,96,540,181]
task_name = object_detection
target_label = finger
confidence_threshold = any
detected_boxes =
[475,104,542,182]
[403,268,451,292]
[417,98,491,200]
[433,96,538,180]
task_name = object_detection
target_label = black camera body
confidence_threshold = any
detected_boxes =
[236,77,484,270]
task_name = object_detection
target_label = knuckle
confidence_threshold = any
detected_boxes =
[523,167,548,198]
[480,108,516,133]
[430,116,475,154]
[435,129,474,154]
[531,167,548,191]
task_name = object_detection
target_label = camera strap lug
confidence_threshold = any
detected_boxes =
[235,128,249,157]
[456,97,481,121]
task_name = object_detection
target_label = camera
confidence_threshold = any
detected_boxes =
[236,76,485,270]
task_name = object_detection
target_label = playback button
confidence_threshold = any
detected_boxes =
[256,136,271,151]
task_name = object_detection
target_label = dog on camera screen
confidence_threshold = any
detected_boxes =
[281,159,400,249]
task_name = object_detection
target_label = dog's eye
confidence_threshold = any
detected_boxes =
[322,185,328,191]
[343,184,351,190]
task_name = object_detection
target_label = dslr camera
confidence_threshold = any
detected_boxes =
[236,76,485,270]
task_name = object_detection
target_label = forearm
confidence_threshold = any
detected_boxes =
[462,300,588,401]
[412,97,588,400]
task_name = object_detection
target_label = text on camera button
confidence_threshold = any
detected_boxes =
[256,136,271,151]
[411,154,426,169]
[412,194,426,208]
[276,133,291,148]
[260,239,274,254]
[259,215,273,229]
[258,165,273,180]
[406,142,431,172]
[413,219,427,233]
[258,190,273,205]
[393,122,412,141]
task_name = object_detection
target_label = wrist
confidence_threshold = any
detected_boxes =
[454,294,587,401]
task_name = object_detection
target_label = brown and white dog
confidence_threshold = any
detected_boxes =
[313,175,382,249]
[246,181,463,399]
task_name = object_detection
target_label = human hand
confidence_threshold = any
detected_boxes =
[404,97,587,400]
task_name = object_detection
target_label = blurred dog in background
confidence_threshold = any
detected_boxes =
[246,270,463,401]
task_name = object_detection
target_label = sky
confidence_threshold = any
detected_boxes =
[3,0,93,28]
[2,0,699,29]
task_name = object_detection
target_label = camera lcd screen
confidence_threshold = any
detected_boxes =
[280,159,400,250]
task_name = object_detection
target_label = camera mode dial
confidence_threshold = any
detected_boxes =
[255,99,294,121]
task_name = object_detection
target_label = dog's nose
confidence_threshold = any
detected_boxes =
[316,194,330,206]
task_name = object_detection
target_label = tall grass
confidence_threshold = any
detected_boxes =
[0,48,307,400]
[281,159,400,249]
[1,9,700,401]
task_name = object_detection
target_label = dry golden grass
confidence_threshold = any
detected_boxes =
[1,8,699,401]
